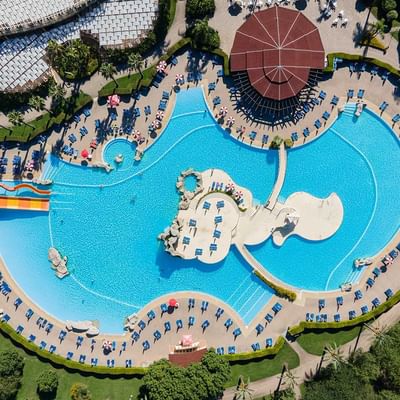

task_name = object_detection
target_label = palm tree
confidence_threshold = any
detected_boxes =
[7,111,24,126]
[46,39,62,63]
[363,19,387,42]
[100,62,118,86]
[28,95,45,112]
[364,320,390,347]
[49,84,66,105]
[234,375,254,400]
[281,368,299,392]
[127,52,143,79]
[322,343,347,370]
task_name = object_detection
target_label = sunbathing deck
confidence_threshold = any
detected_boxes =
[1,231,400,366]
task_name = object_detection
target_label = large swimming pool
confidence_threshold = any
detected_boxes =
[0,88,399,333]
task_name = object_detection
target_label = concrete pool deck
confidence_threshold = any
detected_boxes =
[1,232,400,367]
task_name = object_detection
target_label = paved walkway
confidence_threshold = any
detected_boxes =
[223,300,400,399]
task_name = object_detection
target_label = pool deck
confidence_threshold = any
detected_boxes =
[1,231,400,366]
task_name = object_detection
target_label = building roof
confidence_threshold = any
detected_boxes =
[230,6,325,101]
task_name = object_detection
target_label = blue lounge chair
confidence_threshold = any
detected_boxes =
[188,298,195,308]
[336,296,343,306]
[372,297,381,307]
[203,201,211,210]
[228,346,236,354]
[214,215,223,224]
[76,336,84,346]
[334,314,341,322]
[171,56,178,66]
[164,321,171,332]
[357,89,365,99]
[162,91,170,100]
[347,89,354,98]
[314,119,322,129]
[45,323,54,333]
[322,111,330,120]
[154,330,161,340]
[272,303,282,313]
[16,325,24,334]
[210,243,218,252]
[266,338,273,347]
[224,318,233,329]
[330,95,339,105]
[49,345,56,353]
[367,277,375,287]
[256,324,264,334]
[67,352,73,360]
[176,319,183,329]
[251,342,260,351]
[143,340,150,350]
[201,301,209,312]
[131,331,140,341]
[303,127,310,137]
[291,132,298,141]
[79,354,86,363]
[355,290,363,300]
[379,101,388,111]
[112,341,116,351]
[208,82,216,91]
[182,236,190,245]
[59,330,67,341]
[189,316,195,326]
[138,320,146,330]
[392,114,400,123]
[217,69,224,78]
[361,305,369,314]
[125,359,132,367]
[216,347,224,355]
[233,328,241,338]
[25,308,34,319]
[161,303,168,313]
[319,299,325,309]
[147,310,156,321]
[319,90,327,100]
[91,358,98,366]
[262,134,269,144]
[1,314,10,322]
[373,267,381,277]
[201,320,210,330]
[28,334,36,342]
[215,307,224,319]
[14,297,22,307]
[249,131,257,141]
[385,288,394,299]
[265,313,273,323]
[349,310,356,320]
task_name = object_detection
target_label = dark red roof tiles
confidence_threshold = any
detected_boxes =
[230,6,325,100]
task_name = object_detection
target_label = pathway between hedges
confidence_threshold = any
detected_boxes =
[223,301,400,399]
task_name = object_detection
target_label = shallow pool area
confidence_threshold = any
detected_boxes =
[0,88,399,333]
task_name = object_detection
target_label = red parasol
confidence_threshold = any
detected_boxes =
[169,298,178,307]
[81,149,89,158]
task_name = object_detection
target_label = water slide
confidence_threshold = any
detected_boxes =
[0,196,49,211]
[0,182,51,196]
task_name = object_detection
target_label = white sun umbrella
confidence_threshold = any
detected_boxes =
[156,64,165,73]
[159,60,167,69]
[156,111,164,120]
[235,0,244,7]
[175,73,183,84]
[152,120,161,129]
[226,116,235,126]
[219,106,228,116]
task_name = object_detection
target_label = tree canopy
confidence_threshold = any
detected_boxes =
[189,20,220,50]
[186,0,216,20]
[303,322,400,400]
[142,350,231,400]
[36,370,58,396]
[0,350,24,400]
[70,383,92,400]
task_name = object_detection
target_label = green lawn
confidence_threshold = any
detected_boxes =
[296,325,362,356]
[0,331,142,400]
[226,342,299,387]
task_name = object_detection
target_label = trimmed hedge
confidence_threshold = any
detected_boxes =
[0,92,92,143]
[98,38,191,97]
[324,52,400,78]
[0,322,146,376]
[223,336,285,362]
[253,270,297,302]
[288,289,400,337]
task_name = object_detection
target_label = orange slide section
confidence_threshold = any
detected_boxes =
[0,182,51,196]
[0,196,49,212]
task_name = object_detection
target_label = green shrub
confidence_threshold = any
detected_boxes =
[284,138,294,148]
[387,9,399,21]
[189,20,220,50]
[324,52,399,77]
[382,0,397,12]
[186,0,215,20]
[0,349,24,400]
[253,270,297,302]
[36,369,58,395]
[270,135,283,149]
[70,383,91,400]
[288,290,400,336]
[223,336,285,362]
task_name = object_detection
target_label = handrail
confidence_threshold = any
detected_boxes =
[0,183,51,196]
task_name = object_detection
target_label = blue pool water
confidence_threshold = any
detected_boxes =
[0,88,399,333]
